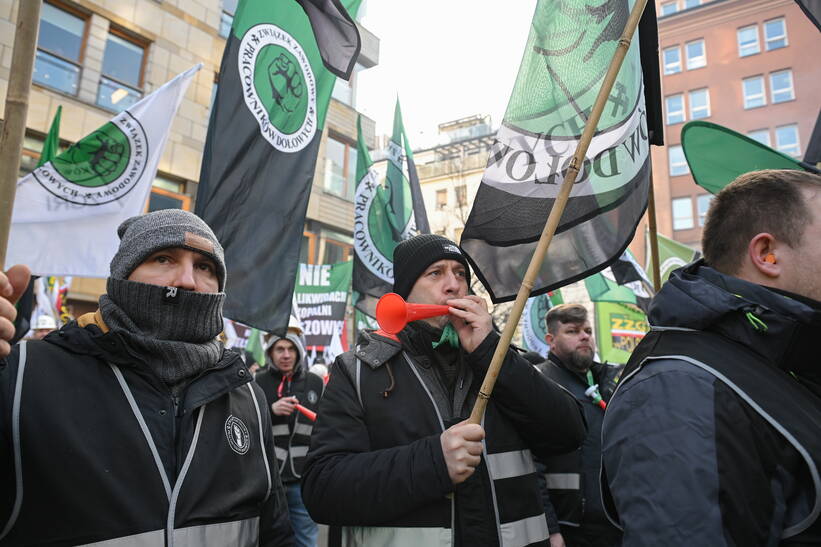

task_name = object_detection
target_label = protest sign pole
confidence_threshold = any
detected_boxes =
[646,176,662,292]
[0,0,42,267]
[469,0,650,424]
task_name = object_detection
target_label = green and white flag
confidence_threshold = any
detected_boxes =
[352,102,429,317]
[648,231,700,286]
[8,65,200,276]
[294,261,352,350]
[196,0,362,334]
[521,290,563,356]
[461,0,662,303]
[594,301,648,364]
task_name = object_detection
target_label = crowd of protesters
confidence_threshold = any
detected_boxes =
[1,169,820,546]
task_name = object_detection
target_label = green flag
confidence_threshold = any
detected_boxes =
[196,0,362,334]
[245,327,266,367]
[648,231,700,286]
[352,105,430,317]
[37,105,62,168]
[594,301,648,364]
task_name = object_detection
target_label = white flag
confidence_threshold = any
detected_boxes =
[8,65,201,276]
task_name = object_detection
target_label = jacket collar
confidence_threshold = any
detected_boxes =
[650,260,821,371]
[354,330,403,369]
[46,321,250,408]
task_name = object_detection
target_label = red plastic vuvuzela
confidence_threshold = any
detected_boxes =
[375,293,451,335]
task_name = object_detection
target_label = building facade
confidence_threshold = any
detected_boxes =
[0,0,378,315]
[631,0,821,263]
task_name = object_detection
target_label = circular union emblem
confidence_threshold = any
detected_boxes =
[307,390,318,405]
[523,294,550,357]
[353,168,416,283]
[34,114,148,206]
[225,415,251,455]
[238,23,317,153]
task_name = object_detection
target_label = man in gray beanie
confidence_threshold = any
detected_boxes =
[303,234,585,546]
[0,210,294,545]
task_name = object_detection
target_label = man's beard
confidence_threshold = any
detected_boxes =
[565,349,594,373]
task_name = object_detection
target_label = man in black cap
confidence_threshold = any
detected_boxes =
[302,234,585,547]
[0,209,293,545]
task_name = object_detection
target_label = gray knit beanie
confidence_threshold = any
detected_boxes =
[110,209,226,291]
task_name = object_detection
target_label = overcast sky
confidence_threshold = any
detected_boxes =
[356,0,538,148]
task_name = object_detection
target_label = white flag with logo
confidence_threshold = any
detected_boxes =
[8,65,201,276]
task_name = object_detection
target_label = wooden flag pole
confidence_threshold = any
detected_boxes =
[646,175,662,292]
[0,0,42,268]
[469,0,650,425]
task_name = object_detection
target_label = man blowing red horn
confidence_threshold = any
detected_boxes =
[302,233,586,546]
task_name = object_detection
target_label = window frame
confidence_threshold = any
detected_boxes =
[435,189,448,210]
[663,46,682,75]
[145,186,192,213]
[101,27,149,92]
[668,145,689,177]
[737,24,760,57]
[660,1,678,16]
[688,88,710,120]
[685,39,706,70]
[33,0,90,96]
[323,133,358,201]
[696,194,713,227]
[764,17,788,51]
[302,231,318,265]
[742,75,767,109]
[775,124,801,157]
[672,197,695,231]
[769,69,795,104]
[665,93,685,125]
[747,129,771,146]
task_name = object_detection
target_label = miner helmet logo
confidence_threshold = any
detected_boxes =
[34,114,148,205]
[225,415,251,455]
[239,24,317,153]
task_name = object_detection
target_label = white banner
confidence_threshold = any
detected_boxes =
[8,65,201,276]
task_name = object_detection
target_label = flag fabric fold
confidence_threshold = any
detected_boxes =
[460,0,662,303]
[352,102,429,317]
[647,231,700,286]
[294,0,361,79]
[8,65,200,276]
[196,0,361,333]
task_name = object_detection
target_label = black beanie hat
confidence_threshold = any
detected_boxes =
[392,234,471,298]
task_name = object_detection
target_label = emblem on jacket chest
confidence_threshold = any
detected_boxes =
[225,415,251,455]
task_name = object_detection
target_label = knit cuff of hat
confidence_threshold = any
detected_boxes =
[104,277,225,343]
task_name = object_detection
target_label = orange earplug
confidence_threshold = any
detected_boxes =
[764,254,776,264]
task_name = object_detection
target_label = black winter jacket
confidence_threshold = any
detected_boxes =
[537,354,622,541]
[255,364,324,483]
[0,322,294,546]
[602,261,821,546]
[302,328,586,547]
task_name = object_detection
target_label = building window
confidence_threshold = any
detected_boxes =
[663,46,681,75]
[97,31,146,112]
[742,76,766,109]
[769,70,794,103]
[148,187,191,212]
[747,129,770,146]
[684,0,700,8]
[688,88,710,120]
[33,2,86,95]
[775,124,800,157]
[436,189,447,210]
[660,1,678,16]
[669,145,689,177]
[672,197,694,230]
[321,230,353,264]
[764,18,787,51]
[697,194,713,226]
[455,185,467,207]
[737,25,760,57]
[301,231,317,264]
[665,94,685,125]
[323,136,357,200]
[685,39,706,70]
[219,0,237,38]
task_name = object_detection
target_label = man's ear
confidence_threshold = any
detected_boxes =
[545,331,554,346]
[748,233,781,279]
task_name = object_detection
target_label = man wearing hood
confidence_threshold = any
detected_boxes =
[302,234,586,546]
[0,210,293,545]
[255,331,324,547]
[601,169,821,545]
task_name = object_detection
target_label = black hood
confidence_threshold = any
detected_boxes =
[650,260,821,383]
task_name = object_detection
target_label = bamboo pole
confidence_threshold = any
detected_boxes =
[646,175,662,292]
[0,0,42,268]
[469,0,650,425]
